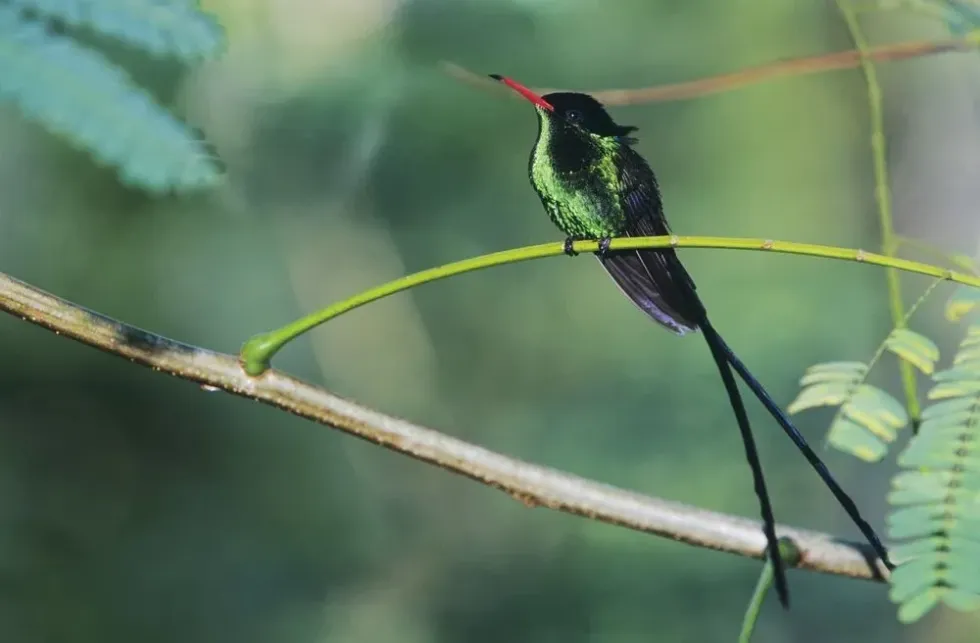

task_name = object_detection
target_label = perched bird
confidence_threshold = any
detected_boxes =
[490,73,892,607]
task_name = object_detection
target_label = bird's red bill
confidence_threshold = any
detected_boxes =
[489,74,554,112]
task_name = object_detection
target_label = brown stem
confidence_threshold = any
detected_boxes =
[0,271,889,581]
[447,35,975,105]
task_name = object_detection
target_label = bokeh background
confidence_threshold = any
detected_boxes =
[2,0,980,641]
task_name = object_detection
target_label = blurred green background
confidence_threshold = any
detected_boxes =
[1,0,979,641]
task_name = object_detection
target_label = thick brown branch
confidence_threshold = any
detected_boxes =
[0,271,889,581]
[447,35,975,105]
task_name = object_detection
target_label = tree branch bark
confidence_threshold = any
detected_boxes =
[0,270,889,582]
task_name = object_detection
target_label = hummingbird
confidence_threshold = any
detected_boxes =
[490,73,893,607]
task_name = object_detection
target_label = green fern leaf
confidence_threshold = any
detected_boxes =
[827,419,889,461]
[887,324,980,622]
[961,325,980,346]
[921,397,980,419]
[927,378,980,400]
[896,588,941,623]
[799,361,868,386]
[934,361,980,381]
[889,535,944,561]
[9,0,224,61]
[885,328,941,375]
[953,344,980,365]
[789,362,866,413]
[828,385,908,461]
[946,284,980,322]
[845,385,908,432]
[0,10,221,192]
[787,380,855,413]
[791,362,909,462]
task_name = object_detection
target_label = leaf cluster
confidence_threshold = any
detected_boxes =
[0,0,224,192]
[790,284,980,621]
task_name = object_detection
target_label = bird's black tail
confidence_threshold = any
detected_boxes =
[699,320,790,607]
[707,325,894,570]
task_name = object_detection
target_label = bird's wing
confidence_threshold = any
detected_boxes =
[596,151,703,334]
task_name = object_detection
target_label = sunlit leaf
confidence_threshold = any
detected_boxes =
[827,418,889,462]
[921,397,980,419]
[897,589,941,624]
[850,385,908,427]
[953,345,980,364]
[803,361,869,374]
[947,284,980,322]
[821,385,908,461]
[787,381,855,414]
[887,323,980,622]
[885,328,940,375]
[928,379,980,400]
[960,325,980,346]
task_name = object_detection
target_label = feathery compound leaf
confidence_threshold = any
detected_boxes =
[887,323,980,623]
[831,385,908,462]
[8,0,224,60]
[787,380,854,413]
[0,10,221,193]
[791,362,909,462]
[885,328,941,375]
[827,419,889,462]
[798,361,868,386]
[963,325,980,344]
[938,0,980,36]
[946,284,980,322]
[789,362,865,413]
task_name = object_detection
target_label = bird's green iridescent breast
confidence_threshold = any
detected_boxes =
[528,120,627,239]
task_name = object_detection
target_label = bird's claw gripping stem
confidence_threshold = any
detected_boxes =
[563,237,579,257]
[596,237,612,258]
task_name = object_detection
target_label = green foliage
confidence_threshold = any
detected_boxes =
[0,1,224,193]
[884,329,940,376]
[947,283,980,322]
[787,328,941,462]
[935,0,980,35]
[9,0,223,60]
[887,324,980,622]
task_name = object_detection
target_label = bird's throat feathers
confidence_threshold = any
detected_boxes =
[533,106,634,172]
[531,106,629,179]
[528,107,629,238]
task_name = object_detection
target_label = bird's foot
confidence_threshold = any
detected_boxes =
[596,237,612,258]
[563,237,579,257]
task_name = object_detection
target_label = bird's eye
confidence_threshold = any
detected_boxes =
[565,109,583,124]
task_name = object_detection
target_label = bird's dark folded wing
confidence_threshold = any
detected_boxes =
[596,152,703,334]
[599,253,698,334]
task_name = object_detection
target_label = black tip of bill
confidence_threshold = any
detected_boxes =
[488,74,503,81]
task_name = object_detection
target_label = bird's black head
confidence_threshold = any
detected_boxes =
[490,74,638,141]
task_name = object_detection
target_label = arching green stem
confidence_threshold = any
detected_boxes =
[239,235,980,376]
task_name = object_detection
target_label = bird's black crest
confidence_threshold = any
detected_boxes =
[542,92,638,142]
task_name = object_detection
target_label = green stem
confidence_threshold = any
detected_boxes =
[837,2,921,422]
[822,277,943,449]
[239,235,980,376]
[738,538,802,643]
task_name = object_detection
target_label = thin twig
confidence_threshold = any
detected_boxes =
[0,270,888,580]
[240,236,979,374]
[445,35,978,105]
[835,2,921,422]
